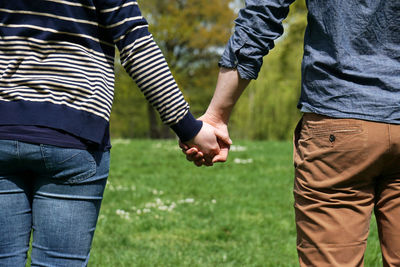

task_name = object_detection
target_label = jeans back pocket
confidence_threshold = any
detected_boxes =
[41,145,96,184]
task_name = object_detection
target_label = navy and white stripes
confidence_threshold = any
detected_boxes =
[0,0,200,143]
[121,37,189,125]
[0,36,114,120]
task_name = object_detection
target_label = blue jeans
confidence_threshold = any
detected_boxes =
[0,140,109,266]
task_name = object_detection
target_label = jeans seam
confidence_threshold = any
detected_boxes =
[40,144,50,170]
[15,140,21,161]
[388,124,392,154]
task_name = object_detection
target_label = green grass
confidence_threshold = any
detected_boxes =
[89,140,382,266]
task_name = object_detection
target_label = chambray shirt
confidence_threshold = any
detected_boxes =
[220,0,400,124]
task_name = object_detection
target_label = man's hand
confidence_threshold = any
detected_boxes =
[180,68,249,166]
[184,122,221,166]
[180,114,232,166]
[199,113,231,163]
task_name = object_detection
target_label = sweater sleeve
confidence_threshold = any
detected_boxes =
[95,0,202,141]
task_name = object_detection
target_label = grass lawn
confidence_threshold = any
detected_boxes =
[89,140,383,266]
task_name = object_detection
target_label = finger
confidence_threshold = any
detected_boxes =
[179,141,189,150]
[214,128,232,146]
[186,153,198,162]
[194,158,205,167]
[187,149,203,158]
[185,147,199,155]
[197,157,213,167]
[202,153,215,166]
[203,160,214,167]
[212,148,229,163]
[186,154,194,162]
[186,150,204,162]
[212,154,227,163]
[187,154,203,162]
[186,149,197,161]
[207,142,221,158]
[204,148,219,161]
[193,152,204,161]
[181,148,191,155]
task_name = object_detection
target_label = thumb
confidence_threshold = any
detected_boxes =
[214,128,232,146]
[212,147,229,163]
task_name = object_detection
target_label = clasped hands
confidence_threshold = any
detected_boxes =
[179,113,231,167]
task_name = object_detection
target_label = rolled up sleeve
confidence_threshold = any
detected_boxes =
[219,0,296,80]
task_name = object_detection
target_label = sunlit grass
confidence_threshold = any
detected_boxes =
[89,140,382,266]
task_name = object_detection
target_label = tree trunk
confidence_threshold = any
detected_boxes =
[147,103,174,139]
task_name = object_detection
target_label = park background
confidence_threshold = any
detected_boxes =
[110,0,304,140]
[89,0,383,266]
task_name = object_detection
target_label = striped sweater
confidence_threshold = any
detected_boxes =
[0,0,202,144]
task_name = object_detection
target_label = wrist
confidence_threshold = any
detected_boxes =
[203,109,229,126]
[171,111,203,142]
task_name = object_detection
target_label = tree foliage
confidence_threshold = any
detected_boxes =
[142,0,237,119]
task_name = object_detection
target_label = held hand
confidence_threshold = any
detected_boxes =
[179,142,204,166]
[180,113,232,166]
[184,122,221,166]
[198,112,231,163]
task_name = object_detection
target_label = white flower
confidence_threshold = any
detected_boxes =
[116,185,129,191]
[152,189,164,195]
[230,145,247,152]
[116,209,125,215]
[167,203,176,212]
[233,158,253,164]
[145,202,156,208]
[153,143,162,148]
[109,184,132,192]
[211,199,217,204]
[179,198,195,204]
[112,139,130,145]
[116,209,131,220]
[158,205,168,211]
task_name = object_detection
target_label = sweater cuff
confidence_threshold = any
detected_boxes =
[170,111,203,142]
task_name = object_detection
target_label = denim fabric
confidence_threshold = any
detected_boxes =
[0,140,109,267]
[220,0,400,124]
[219,0,295,79]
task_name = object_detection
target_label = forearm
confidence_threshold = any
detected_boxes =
[121,38,202,141]
[205,67,250,124]
[100,0,201,141]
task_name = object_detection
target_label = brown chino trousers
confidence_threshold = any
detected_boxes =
[294,113,400,267]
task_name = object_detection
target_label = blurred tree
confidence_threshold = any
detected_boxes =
[111,0,236,139]
[110,59,149,139]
